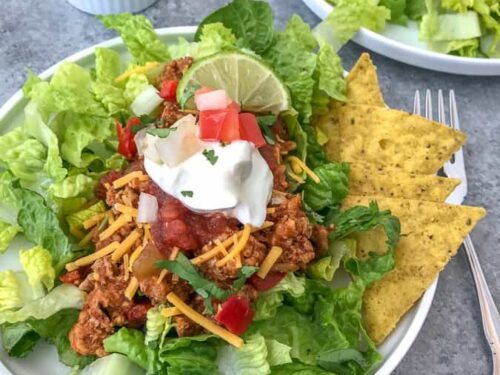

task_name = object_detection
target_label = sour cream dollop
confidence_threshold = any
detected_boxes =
[136,116,273,227]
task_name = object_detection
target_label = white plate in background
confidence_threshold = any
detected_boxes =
[0,27,440,375]
[304,0,500,76]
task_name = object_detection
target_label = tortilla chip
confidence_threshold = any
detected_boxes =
[342,195,486,344]
[348,162,460,202]
[320,103,466,174]
[347,53,385,106]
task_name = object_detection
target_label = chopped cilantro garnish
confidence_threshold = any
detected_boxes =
[131,114,156,133]
[179,84,201,109]
[257,115,277,145]
[202,149,219,165]
[181,190,194,197]
[147,127,177,138]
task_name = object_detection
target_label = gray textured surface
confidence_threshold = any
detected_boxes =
[1,0,498,373]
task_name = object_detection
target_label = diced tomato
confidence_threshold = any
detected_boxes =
[199,106,240,142]
[159,80,178,102]
[249,272,286,291]
[239,113,266,148]
[116,117,139,160]
[219,107,240,142]
[215,296,254,335]
[227,101,241,113]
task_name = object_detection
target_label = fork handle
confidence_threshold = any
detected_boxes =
[463,235,500,375]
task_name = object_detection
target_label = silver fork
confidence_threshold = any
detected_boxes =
[415,89,500,374]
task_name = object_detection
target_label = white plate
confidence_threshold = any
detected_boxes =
[304,0,500,76]
[0,26,440,375]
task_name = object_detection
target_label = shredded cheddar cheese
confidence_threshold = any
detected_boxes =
[65,241,119,272]
[286,156,320,184]
[170,247,180,261]
[129,245,144,270]
[114,62,160,84]
[124,277,139,300]
[257,246,283,279]
[217,239,229,256]
[235,253,242,269]
[112,171,147,189]
[115,203,138,217]
[143,224,152,246]
[83,212,107,230]
[266,207,276,214]
[99,214,132,241]
[167,292,244,348]
[217,224,251,267]
[161,306,182,318]
[156,269,168,284]
[287,170,305,184]
[112,229,142,262]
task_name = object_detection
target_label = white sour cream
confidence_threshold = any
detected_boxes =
[137,117,273,227]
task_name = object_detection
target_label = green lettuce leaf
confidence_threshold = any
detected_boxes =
[195,0,274,54]
[315,42,346,102]
[284,15,318,52]
[0,221,20,253]
[1,322,40,358]
[15,188,75,273]
[271,362,337,374]
[302,162,350,212]
[193,23,238,59]
[217,334,270,375]
[123,74,150,104]
[0,171,20,225]
[95,47,121,83]
[48,173,96,199]
[263,18,316,123]
[307,239,356,281]
[266,339,292,366]
[66,201,107,229]
[380,0,408,24]
[0,284,84,324]
[441,0,474,12]
[72,353,143,375]
[0,271,44,312]
[19,246,55,291]
[406,0,427,20]
[144,305,174,348]
[104,328,161,373]
[99,14,171,65]
[160,339,219,375]
[319,0,390,48]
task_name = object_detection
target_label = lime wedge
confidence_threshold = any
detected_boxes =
[177,52,290,114]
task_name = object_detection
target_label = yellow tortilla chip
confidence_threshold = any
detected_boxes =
[320,103,466,174]
[348,162,460,202]
[346,53,385,106]
[342,195,486,344]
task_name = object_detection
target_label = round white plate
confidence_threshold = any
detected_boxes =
[0,26,439,375]
[304,0,500,76]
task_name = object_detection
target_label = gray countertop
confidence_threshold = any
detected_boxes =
[1,0,499,373]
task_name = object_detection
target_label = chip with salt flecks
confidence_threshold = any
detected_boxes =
[342,194,486,345]
[346,53,385,107]
[348,162,460,202]
[319,103,466,174]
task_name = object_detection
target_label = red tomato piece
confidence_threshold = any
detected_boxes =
[215,296,254,335]
[159,80,178,102]
[116,117,139,160]
[199,110,225,141]
[239,113,266,148]
[249,272,286,291]
[219,107,240,142]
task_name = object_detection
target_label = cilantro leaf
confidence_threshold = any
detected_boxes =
[146,127,177,138]
[256,115,276,145]
[131,114,156,134]
[179,84,201,109]
[181,191,193,198]
[202,149,219,165]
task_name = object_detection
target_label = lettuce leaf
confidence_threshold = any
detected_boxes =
[0,271,44,312]
[0,284,84,324]
[380,0,408,24]
[271,362,336,374]
[95,47,121,83]
[66,201,107,229]
[99,14,170,65]
[195,0,274,54]
[217,334,270,375]
[307,239,356,281]
[15,188,75,273]
[19,246,55,291]
[316,42,346,102]
[441,0,474,12]
[0,222,20,253]
[123,74,150,104]
[406,0,427,20]
[263,18,316,123]
[1,322,40,358]
[302,162,350,213]
[319,0,390,48]
[72,353,143,375]
[266,339,292,366]
[144,305,174,348]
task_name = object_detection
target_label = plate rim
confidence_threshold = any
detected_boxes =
[0,25,438,375]
[303,0,500,75]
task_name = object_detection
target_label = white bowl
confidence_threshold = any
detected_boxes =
[67,0,158,15]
